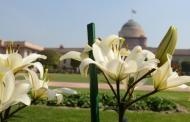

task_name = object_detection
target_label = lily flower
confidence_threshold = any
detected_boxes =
[29,69,77,104]
[152,55,190,90]
[117,45,158,89]
[0,53,46,78]
[0,67,31,112]
[122,46,159,85]
[80,35,137,81]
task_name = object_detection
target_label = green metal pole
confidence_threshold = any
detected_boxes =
[87,23,99,122]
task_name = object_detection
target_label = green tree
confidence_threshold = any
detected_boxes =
[181,61,190,74]
[71,59,80,73]
[39,49,61,71]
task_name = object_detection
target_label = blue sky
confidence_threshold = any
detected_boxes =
[0,0,190,48]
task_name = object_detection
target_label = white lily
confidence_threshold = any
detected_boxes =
[80,35,137,81]
[122,46,159,87]
[60,44,91,61]
[0,68,31,112]
[0,53,46,78]
[47,88,77,105]
[152,55,190,90]
[29,70,77,104]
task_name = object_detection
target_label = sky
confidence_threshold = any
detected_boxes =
[0,0,190,49]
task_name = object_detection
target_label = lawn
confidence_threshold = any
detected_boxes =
[9,106,190,122]
[48,73,107,83]
[8,90,190,122]
[48,73,150,84]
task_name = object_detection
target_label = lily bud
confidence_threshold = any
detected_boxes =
[156,26,177,66]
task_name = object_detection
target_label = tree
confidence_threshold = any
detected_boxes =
[181,61,190,75]
[39,49,61,71]
[70,59,80,73]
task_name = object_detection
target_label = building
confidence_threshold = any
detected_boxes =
[0,40,44,57]
[119,19,147,49]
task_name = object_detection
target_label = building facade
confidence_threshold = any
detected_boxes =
[0,40,44,57]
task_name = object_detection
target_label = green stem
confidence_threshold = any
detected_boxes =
[116,80,120,105]
[125,90,157,109]
[118,104,125,122]
[4,100,36,121]
[7,105,27,120]
[3,107,11,120]
[0,112,3,122]
[126,87,135,104]
[115,80,126,122]
[122,69,155,101]
[102,72,117,98]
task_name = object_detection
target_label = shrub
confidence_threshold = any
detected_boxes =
[45,93,177,112]
[39,49,61,72]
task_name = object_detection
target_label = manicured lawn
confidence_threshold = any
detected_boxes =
[48,73,155,85]
[48,73,108,83]
[9,106,190,122]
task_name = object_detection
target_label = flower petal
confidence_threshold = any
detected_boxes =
[26,69,41,90]
[60,51,81,61]
[79,58,108,77]
[53,88,77,95]
[1,70,15,103]
[92,42,112,64]
[14,94,31,106]
[31,62,44,79]
[47,89,56,101]
[7,53,23,69]
[152,56,172,90]
[55,93,63,104]
[22,53,47,65]
[11,80,31,105]
[166,76,190,89]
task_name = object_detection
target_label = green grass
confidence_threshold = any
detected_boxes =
[48,73,86,82]
[9,106,190,122]
[48,73,154,85]
[48,73,108,83]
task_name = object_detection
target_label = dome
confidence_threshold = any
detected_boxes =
[119,19,145,37]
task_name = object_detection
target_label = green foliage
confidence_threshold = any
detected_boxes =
[128,99,149,110]
[100,94,117,110]
[39,49,61,72]
[71,59,80,68]
[146,97,176,111]
[46,93,177,112]
[181,61,190,73]
[128,97,176,111]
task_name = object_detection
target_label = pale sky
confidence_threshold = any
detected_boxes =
[0,0,190,49]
